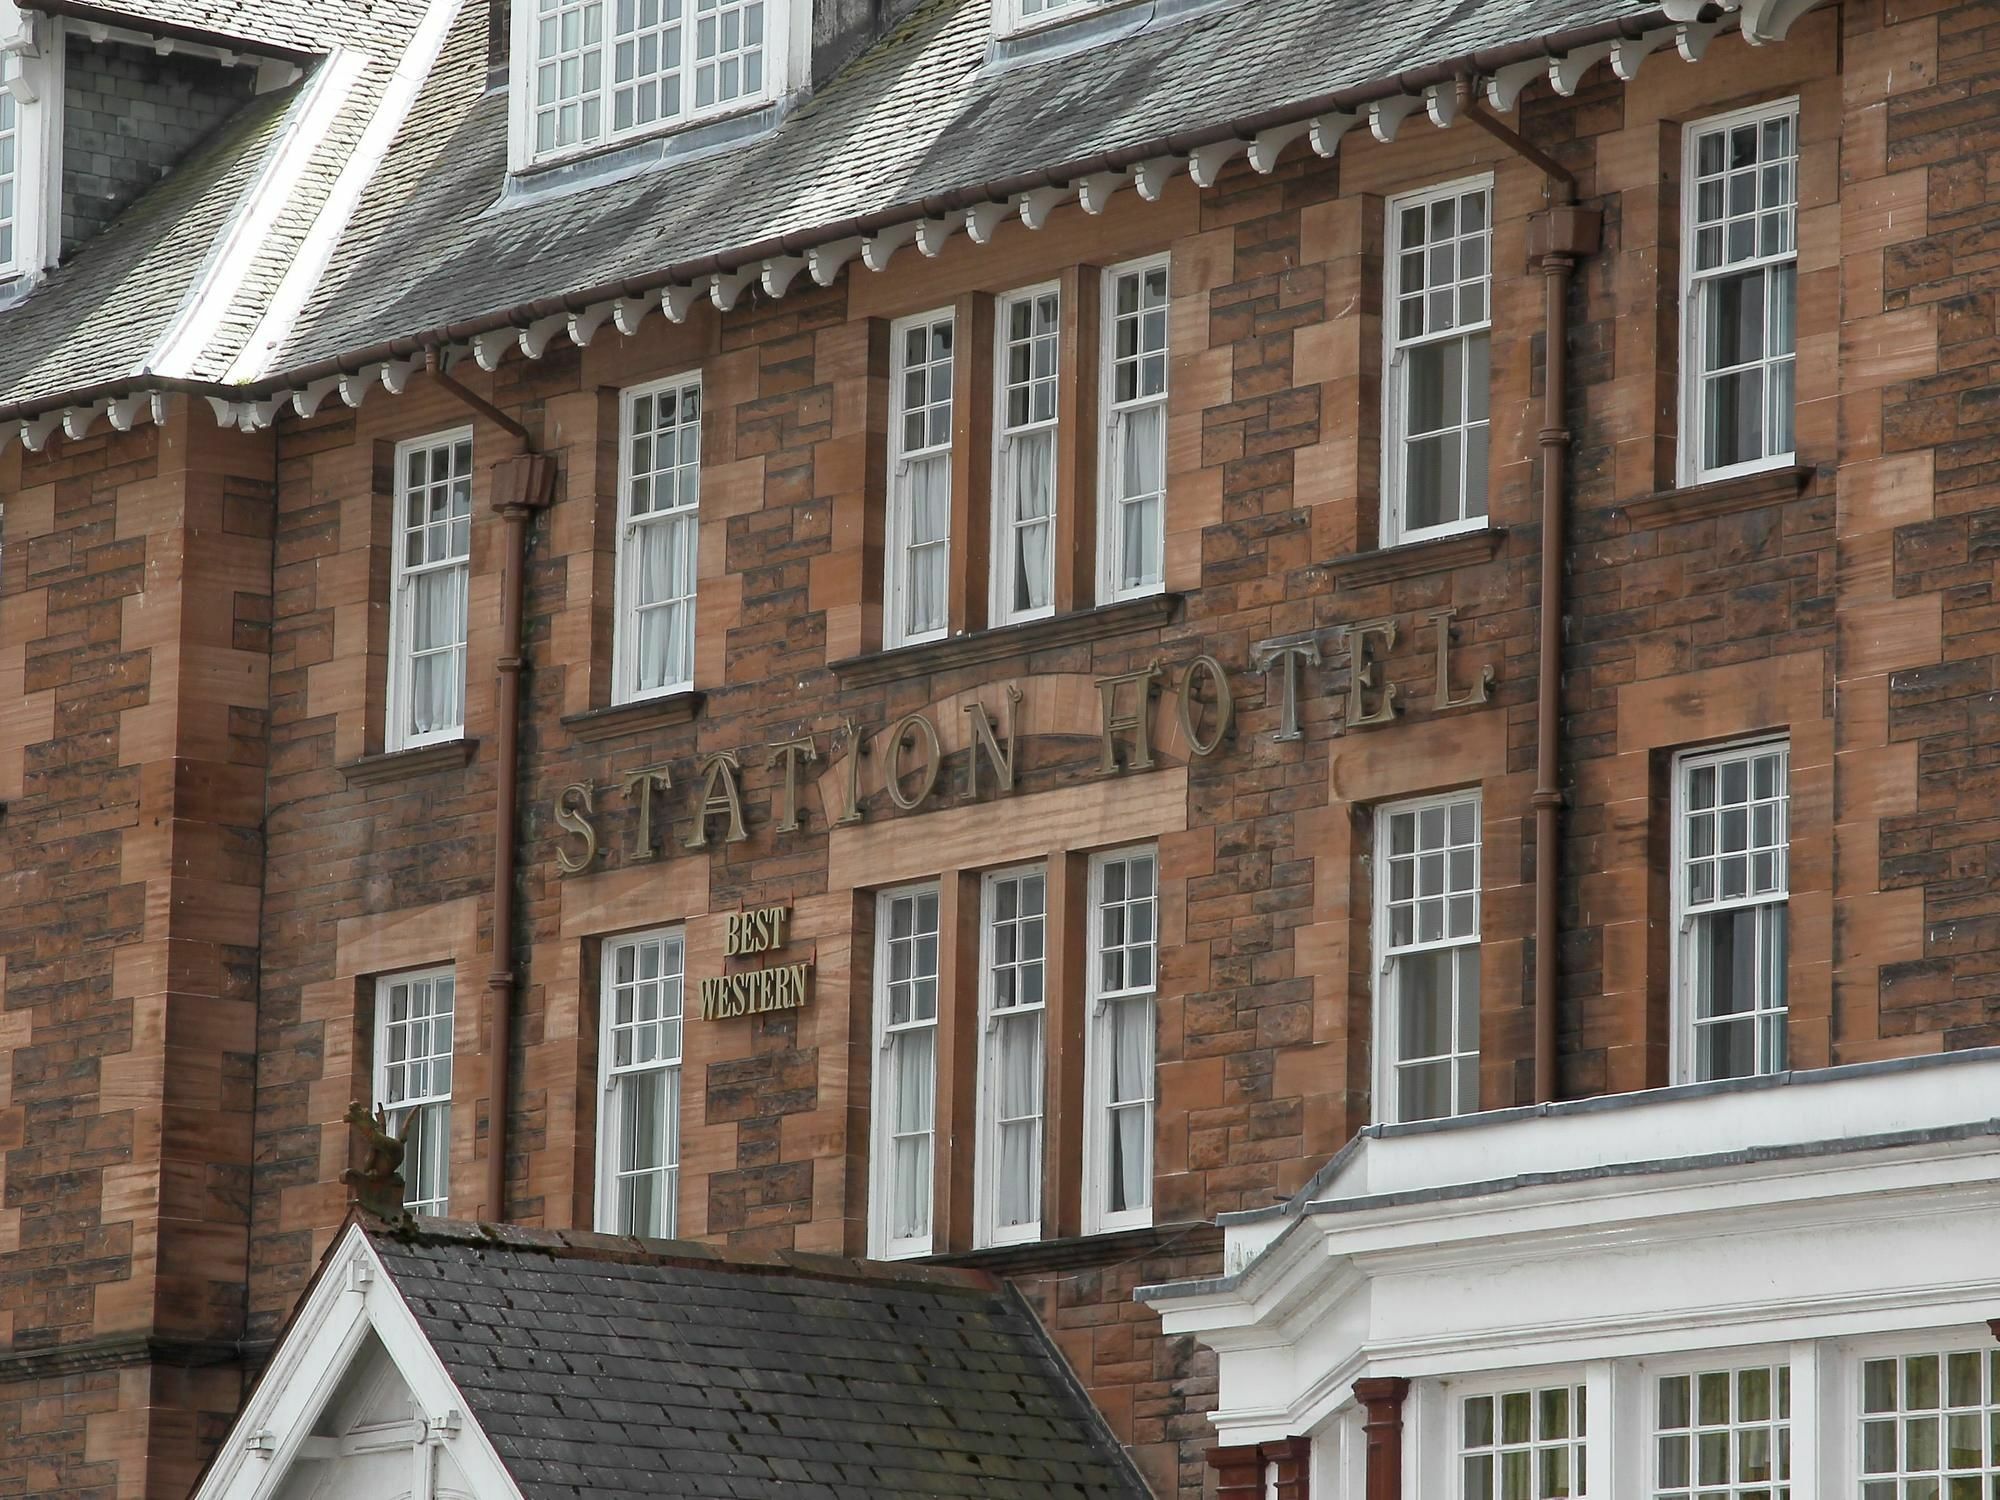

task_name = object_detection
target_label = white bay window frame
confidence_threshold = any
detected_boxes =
[508,0,799,171]
[1383,175,1493,547]
[1680,99,1799,486]
[374,966,455,1218]
[387,428,474,752]
[0,5,63,283]
[613,373,702,703]
[870,883,941,1258]
[886,308,954,650]
[1084,846,1157,1236]
[1373,790,1481,1125]
[1671,738,1789,1085]
[974,864,1047,1248]
[1449,1372,1591,1500]
[594,927,685,1239]
[990,285,1060,627]
[1098,255,1169,605]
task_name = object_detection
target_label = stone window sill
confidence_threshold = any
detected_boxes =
[1620,463,1815,528]
[339,739,477,788]
[925,1220,1220,1276]
[1325,527,1508,591]
[560,691,705,743]
[831,593,1181,689]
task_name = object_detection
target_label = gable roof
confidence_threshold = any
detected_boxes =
[371,1221,1148,1499]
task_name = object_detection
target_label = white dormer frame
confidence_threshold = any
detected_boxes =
[992,0,1098,39]
[0,4,64,284]
[505,0,809,174]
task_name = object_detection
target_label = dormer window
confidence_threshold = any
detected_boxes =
[0,2,58,284]
[511,0,792,169]
[994,0,1089,39]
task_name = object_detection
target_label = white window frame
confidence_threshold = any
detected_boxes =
[612,373,702,704]
[1097,254,1170,606]
[992,0,1095,39]
[974,863,1048,1248]
[1679,98,1801,487]
[885,308,955,650]
[386,427,474,753]
[507,0,801,171]
[373,966,456,1218]
[1382,174,1494,548]
[1645,1350,1796,1500]
[1669,737,1790,1085]
[869,881,942,1259]
[1844,1326,2000,1500]
[1083,845,1157,1235]
[1372,789,1482,1125]
[990,284,1061,628]
[594,926,685,1238]
[1447,1369,1593,1500]
[0,7,63,283]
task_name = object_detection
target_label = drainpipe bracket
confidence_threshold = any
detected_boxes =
[491,452,558,514]
[1528,204,1602,260]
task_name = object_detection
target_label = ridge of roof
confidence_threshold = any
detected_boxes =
[366,1213,1009,1294]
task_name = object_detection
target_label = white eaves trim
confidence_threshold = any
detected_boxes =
[190,1222,525,1500]
[228,0,466,385]
[144,47,367,380]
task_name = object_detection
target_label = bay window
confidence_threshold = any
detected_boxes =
[886,310,954,648]
[614,375,702,702]
[1859,1347,1999,1495]
[1384,177,1492,545]
[0,10,58,284]
[1374,791,1481,1124]
[515,0,780,167]
[1654,1364,1789,1499]
[595,927,684,1238]
[388,429,473,751]
[1673,739,1789,1083]
[1084,847,1156,1234]
[991,286,1060,626]
[1459,1382,1587,1500]
[1099,256,1169,603]
[374,967,455,1217]
[1682,101,1798,484]
[871,884,940,1257]
[976,866,1047,1246]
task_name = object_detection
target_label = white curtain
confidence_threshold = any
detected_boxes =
[1007,432,1053,614]
[633,511,696,691]
[1118,405,1165,591]
[407,563,467,737]
[891,1028,936,1241]
[403,1101,450,1215]
[1106,997,1151,1214]
[904,454,949,636]
[994,1010,1042,1229]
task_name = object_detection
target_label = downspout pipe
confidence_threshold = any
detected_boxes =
[422,349,554,1222]
[1459,89,1600,1104]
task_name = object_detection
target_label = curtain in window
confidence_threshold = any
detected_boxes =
[401,1101,451,1215]
[891,1029,936,1241]
[616,1066,678,1236]
[1117,405,1165,591]
[1006,431,1054,614]
[1106,996,1151,1214]
[407,564,468,738]
[904,453,949,637]
[633,511,696,691]
[993,1009,1042,1230]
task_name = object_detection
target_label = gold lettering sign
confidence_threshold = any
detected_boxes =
[698,962,813,1020]
[725,905,790,956]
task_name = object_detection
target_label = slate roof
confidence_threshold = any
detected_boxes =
[0,0,1674,416]
[274,0,1659,375]
[0,0,436,413]
[28,0,339,56]
[368,1221,1148,1500]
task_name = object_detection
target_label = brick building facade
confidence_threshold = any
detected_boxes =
[0,0,1996,1495]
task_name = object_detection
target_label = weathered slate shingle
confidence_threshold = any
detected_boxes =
[370,1224,1149,1500]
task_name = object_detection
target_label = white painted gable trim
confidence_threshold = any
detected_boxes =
[226,0,467,385]
[145,46,368,380]
[191,1223,527,1500]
